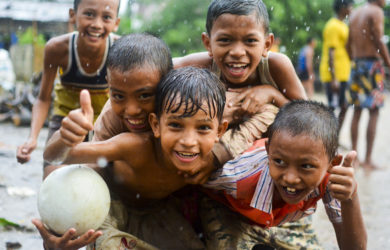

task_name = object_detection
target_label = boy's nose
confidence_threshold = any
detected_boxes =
[283,170,300,185]
[229,43,246,58]
[91,17,104,29]
[179,130,197,147]
[125,102,141,116]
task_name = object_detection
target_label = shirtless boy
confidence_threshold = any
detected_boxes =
[347,0,390,169]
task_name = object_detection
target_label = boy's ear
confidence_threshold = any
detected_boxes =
[262,33,274,57]
[68,8,76,25]
[265,138,270,154]
[149,113,161,138]
[216,120,228,142]
[113,17,121,32]
[202,32,213,57]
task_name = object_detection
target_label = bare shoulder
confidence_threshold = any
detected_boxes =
[268,52,294,73]
[44,33,72,66]
[173,51,212,69]
[111,132,154,156]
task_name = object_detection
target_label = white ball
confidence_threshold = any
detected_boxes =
[38,165,110,236]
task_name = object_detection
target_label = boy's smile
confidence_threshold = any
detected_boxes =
[71,0,120,48]
[202,13,272,86]
[267,131,332,205]
[107,67,160,133]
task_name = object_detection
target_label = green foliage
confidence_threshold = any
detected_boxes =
[18,27,46,46]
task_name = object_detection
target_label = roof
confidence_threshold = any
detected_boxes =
[0,1,72,22]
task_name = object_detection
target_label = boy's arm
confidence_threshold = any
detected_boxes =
[268,52,308,100]
[16,37,65,164]
[329,151,367,250]
[173,51,212,69]
[371,9,390,67]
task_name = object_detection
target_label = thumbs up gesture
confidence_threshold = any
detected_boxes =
[59,90,94,147]
[328,151,358,202]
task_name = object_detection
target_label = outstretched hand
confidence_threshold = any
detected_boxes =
[59,90,94,147]
[328,151,358,201]
[16,138,37,163]
[32,218,102,250]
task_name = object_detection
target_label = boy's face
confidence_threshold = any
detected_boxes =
[107,67,160,133]
[150,99,227,173]
[266,130,332,205]
[202,13,273,86]
[69,0,120,48]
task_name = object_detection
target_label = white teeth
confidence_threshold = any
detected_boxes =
[286,187,296,193]
[178,152,197,157]
[229,63,247,68]
[128,119,144,125]
[89,32,101,37]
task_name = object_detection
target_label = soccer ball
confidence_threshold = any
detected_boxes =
[38,165,110,236]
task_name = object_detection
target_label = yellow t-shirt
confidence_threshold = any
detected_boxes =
[319,18,351,82]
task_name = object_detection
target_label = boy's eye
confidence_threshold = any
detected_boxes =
[104,15,113,21]
[112,93,124,101]
[217,38,230,43]
[301,164,315,170]
[246,38,258,43]
[84,11,94,17]
[168,122,181,129]
[139,93,154,101]
[272,158,285,166]
[198,125,211,131]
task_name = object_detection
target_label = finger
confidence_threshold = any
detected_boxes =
[342,151,357,168]
[57,228,77,247]
[32,219,53,241]
[229,91,248,107]
[61,117,91,137]
[79,89,94,123]
[71,230,101,249]
[328,173,352,184]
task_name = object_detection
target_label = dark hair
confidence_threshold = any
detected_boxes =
[333,0,354,13]
[306,37,316,44]
[267,100,339,160]
[206,0,269,34]
[155,67,226,122]
[107,33,172,78]
[74,0,120,14]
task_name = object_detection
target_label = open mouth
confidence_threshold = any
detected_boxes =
[282,186,304,198]
[175,151,199,163]
[226,63,249,76]
[126,118,147,131]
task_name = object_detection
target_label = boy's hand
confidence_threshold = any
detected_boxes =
[328,151,358,201]
[228,85,279,114]
[59,90,94,147]
[32,218,102,250]
[16,138,37,163]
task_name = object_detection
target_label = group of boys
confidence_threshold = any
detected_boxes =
[17,0,370,249]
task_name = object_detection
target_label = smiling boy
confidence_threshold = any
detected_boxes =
[201,100,367,249]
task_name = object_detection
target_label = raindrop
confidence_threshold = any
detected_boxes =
[363,29,366,34]
[179,226,184,231]
[272,99,275,104]
[182,50,186,54]
[86,63,90,67]
[198,233,203,238]
[18,26,22,30]
[188,38,192,43]
[377,49,380,53]
[123,78,127,82]
[295,26,298,30]
[282,89,286,93]
[105,5,110,10]
[318,10,322,15]
[270,6,274,11]
[97,157,108,168]
[136,193,140,199]
[49,64,53,68]
[306,26,310,32]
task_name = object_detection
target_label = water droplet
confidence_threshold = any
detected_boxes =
[377,49,380,53]
[86,63,90,67]
[306,26,310,32]
[105,5,110,10]
[188,38,192,43]
[363,29,366,34]
[318,10,322,15]
[182,50,186,54]
[179,226,183,231]
[295,26,298,30]
[282,89,286,93]
[18,26,22,30]
[97,157,108,168]
[271,6,274,11]
[49,64,52,68]
[272,99,275,104]
[123,78,127,82]
[136,193,140,199]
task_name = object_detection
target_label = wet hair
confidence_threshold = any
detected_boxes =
[155,67,226,122]
[333,0,354,13]
[107,33,172,77]
[206,0,269,34]
[267,100,339,160]
[74,0,120,14]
